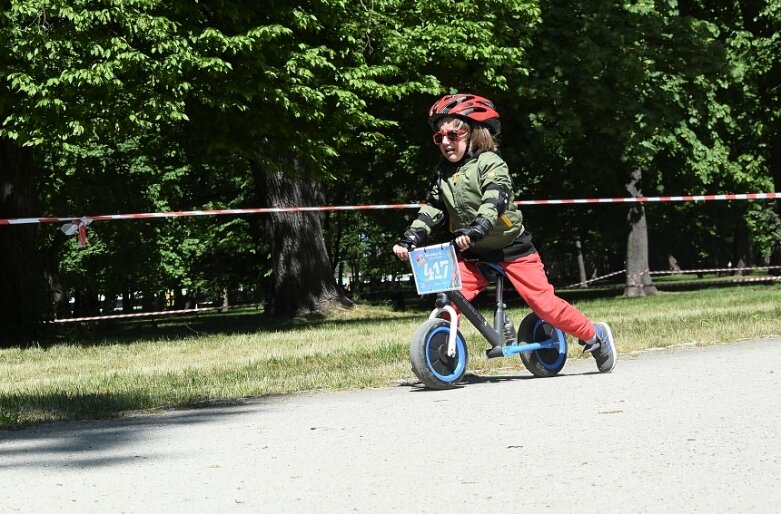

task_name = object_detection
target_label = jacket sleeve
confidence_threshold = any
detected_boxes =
[398,175,447,248]
[475,153,513,226]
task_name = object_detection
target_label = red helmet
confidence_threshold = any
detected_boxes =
[428,93,501,135]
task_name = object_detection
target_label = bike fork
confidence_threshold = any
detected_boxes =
[428,298,459,358]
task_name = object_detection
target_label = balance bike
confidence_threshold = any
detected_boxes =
[407,243,568,390]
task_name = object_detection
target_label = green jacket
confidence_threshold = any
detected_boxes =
[409,151,528,257]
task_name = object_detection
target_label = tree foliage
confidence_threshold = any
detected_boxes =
[0,0,779,336]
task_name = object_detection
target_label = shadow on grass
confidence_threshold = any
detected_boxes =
[22,306,424,349]
[8,282,637,350]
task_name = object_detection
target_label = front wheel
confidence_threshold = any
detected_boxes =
[519,313,567,377]
[410,319,468,389]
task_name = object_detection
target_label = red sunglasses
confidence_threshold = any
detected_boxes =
[432,129,467,145]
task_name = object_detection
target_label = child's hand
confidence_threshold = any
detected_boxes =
[393,244,410,261]
[454,235,472,252]
[453,217,492,249]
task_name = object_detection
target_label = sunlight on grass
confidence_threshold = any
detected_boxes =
[1,285,779,428]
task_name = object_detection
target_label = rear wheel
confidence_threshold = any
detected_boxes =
[519,313,567,377]
[410,319,468,389]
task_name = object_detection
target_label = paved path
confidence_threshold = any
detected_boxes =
[1,338,779,513]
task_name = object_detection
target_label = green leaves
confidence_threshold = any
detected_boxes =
[2,0,779,318]
[2,1,199,146]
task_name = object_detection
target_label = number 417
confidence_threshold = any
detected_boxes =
[424,260,449,281]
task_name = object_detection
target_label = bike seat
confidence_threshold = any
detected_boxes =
[476,262,505,283]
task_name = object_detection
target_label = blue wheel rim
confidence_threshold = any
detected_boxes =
[425,326,467,382]
[532,320,566,370]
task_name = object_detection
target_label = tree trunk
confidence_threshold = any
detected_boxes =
[624,167,658,297]
[733,221,750,276]
[42,230,69,318]
[575,236,587,287]
[0,138,49,340]
[251,159,353,317]
[770,132,781,274]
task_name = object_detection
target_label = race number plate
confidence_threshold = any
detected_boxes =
[409,243,461,295]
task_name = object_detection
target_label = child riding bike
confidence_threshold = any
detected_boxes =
[392,93,616,372]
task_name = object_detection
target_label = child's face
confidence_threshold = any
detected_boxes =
[434,119,469,163]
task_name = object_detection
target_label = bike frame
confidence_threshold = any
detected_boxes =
[429,263,561,359]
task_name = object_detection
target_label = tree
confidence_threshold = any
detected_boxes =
[0,0,233,334]
[176,0,541,316]
[506,0,737,293]
[170,1,425,316]
[624,167,658,296]
[3,0,780,339]
[720,0,781,267]
[0,139,48,336]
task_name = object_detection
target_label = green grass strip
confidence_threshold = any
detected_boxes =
[1,285,779,429]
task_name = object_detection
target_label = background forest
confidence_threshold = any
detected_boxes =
[1,0,780,338]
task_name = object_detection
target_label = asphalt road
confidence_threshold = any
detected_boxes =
[1,338,779,513]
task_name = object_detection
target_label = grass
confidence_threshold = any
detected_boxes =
[1,284,780,429]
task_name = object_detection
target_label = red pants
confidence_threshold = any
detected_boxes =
[456,252,596,341]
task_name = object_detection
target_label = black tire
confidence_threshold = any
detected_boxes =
[518,313,567,377]
[409,318,468,389]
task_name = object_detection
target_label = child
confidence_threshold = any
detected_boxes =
[393,93,616,372]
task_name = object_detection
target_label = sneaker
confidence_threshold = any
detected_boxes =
[580,322,617,373]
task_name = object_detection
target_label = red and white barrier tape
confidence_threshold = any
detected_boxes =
[649,265,781,275]
[516,192,780,206]
[50,303,262,323]
[564,265,781,288]
[50,306,221,323]
[1,192,778,247]
[1,204,421,226]
[2,192,779,226]
[564,269,628,288]
[60,217,92,247]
